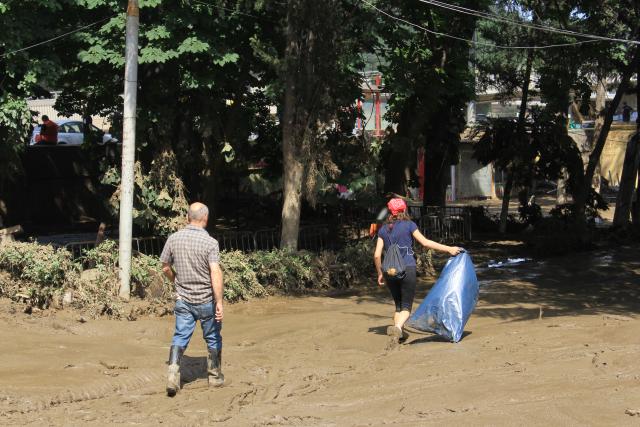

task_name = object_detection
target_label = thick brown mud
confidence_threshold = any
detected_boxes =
[1,243,640,426]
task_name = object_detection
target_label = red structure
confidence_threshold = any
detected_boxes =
[374,75,382,137]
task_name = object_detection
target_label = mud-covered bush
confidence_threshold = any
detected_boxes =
[0,241,78,307]
[82,240,172,299]
[71,274,123,318]
[0,239,416,315]
[219,251,266,302]
[329,241,375,287]
[248,250,319,292]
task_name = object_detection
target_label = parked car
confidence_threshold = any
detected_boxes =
[29,119,118,146]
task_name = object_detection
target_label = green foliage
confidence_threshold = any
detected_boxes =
[0,241,78,308]
[82,240,169,297]
[332,241,376,285]
[219,251,267,302]
[374,0,483,200]
[549,190,609,224]
[101,151,189,236]
[0,241,77,288]
[248,250,320,292]
[518,202,543,226]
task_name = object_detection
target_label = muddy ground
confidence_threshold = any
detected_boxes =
[1,242,640,426]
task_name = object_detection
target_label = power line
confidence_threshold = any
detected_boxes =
[362,0,601,50]
[189,0,271,21]
[1,15,117,59]
[418,0,640,46]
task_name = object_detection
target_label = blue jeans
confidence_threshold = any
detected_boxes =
[172,299,222,351]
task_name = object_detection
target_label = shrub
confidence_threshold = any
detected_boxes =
[219,251,266,302]
[71,274,123,318]
[248,250,319,292]
[331,241,375,287]
[0,241,78,307]
[518,202,543,226]
[83,241,169,289]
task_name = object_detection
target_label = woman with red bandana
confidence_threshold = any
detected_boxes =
[373,198,462,346]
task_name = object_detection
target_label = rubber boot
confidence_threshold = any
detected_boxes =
[166,345,184,397]
[207,348,224,388]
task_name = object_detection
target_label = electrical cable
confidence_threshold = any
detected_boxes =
[189,0,271,21]
[362,0,601,50]
[418,0,640,46]
[1,15,117,58]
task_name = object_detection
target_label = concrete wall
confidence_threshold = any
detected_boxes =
[455,144,494,199]
[599,127,636,186]
[568,126,636,187]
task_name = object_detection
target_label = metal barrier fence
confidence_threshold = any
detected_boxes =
[217,224,330,252]
[417,206,472,243]
[60,208,470,261]
[63,236,166,260]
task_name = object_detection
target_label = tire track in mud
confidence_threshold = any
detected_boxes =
[0,367,171,415]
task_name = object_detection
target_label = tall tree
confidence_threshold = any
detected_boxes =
[571,0,640,229]
[375,0,483,207]
[275,0,371,249]
[476,0,548,233]
[52,0,281,232]
[612,0,640,228]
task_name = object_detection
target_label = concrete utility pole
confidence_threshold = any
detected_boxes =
[118,0,140,300]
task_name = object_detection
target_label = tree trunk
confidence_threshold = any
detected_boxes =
[498,47,534,234]
[613,133,640,227]
[499,171,514,234]
[574,48,640,222]
[632,166,640,226]
[422,151,448,206]
[592,75,607,192]
[632,43,640,228]
[280,131,304,250]
[280,3,304,250]
[557,168,569,204]
[383,147,409,195]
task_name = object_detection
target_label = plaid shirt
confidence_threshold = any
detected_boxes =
[160,225,220,304]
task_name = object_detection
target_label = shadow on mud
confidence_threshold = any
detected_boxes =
[331,243,640,322]
[476,245,640,320]
[180,355,208,385]
[407,331,472,345]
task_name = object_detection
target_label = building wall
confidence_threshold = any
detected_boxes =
[568,126,636,187]
[599,127,637,186]
[455,144,494,199]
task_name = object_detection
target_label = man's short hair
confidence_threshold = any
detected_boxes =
[188,203,209,222]
[42,115,49,121]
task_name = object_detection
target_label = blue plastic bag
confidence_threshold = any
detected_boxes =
[407,252,479,343]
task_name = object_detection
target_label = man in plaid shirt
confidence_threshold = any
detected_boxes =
[160,202,224,396]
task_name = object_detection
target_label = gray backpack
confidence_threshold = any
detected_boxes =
[382,225,406,281]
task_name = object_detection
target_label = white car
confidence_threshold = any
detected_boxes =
[29,119,118,146]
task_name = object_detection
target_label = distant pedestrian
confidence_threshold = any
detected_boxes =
[373,198,461,347]
[160,202,225,396]
[35,115,58,145]
[621,102,633,123]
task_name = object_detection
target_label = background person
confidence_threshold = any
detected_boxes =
[621,102,634,123]
[160,202,225,396]
[373,198,461,347]
[35,115,58,145]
